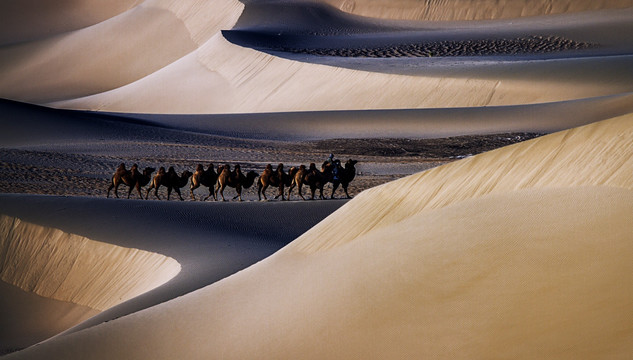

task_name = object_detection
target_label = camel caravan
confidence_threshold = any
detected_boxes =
[106,157,358,202]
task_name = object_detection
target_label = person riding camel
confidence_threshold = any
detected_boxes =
[332,159,341,181]
[325,153,335,167]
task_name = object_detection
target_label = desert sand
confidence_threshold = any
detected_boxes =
[1,0,632,358]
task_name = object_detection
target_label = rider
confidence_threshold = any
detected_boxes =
[325,154,340,181]
[332,159,341,181]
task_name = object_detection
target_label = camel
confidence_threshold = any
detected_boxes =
[215,164,258,201]
[190,163,221,201]
[330,159,358,199]
[287,162,332,200]
[146,166,193,201]
[287,164,309,201]
[107,163,156,199]
[257,163,296,201]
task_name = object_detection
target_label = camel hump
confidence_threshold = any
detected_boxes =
[196,164,204,171]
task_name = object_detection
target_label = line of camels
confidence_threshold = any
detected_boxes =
[107,159,358,202]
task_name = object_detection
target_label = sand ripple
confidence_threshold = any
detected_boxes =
[278,35,595,57]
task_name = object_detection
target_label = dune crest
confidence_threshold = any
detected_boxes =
[0,215,181,311]
[325,0,633,21]
[291,114,633,253]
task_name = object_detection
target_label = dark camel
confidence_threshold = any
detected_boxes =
[287,162,332,200]
[190,163,221,201]
[107,163,156,199]
[146,166,193,201]
[330,159,358,199]
[257,163,296,201]
[215,164,258,201]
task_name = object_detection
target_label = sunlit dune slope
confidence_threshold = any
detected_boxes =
[293,114,633,252]
[8,115,633,360]
[1,0,632,113]
[0,0,243,104]
[0,215,180,311]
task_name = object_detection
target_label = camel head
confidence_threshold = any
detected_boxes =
[346,159,358,168]
[243,171,258,189]
[181,170,193,179]
[143,167,156,176]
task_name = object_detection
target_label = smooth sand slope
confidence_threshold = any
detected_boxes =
[6,115,632,359]
[0,214,180,352]
[1,0,632,113]
[0,195,344,354]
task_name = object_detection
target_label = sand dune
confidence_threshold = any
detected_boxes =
[0,0,141,45]
[324,0,633,21]
[0,213,180,353]
[5,113,632,360]
[1,0,632,113]
[2,0,633,357]
[0,194,344,354]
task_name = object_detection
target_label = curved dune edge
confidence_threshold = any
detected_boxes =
[6,117,633,359]
[324,0,633,21]
[0,215,181,311]
[2,0,632,113]
[47,34,633,114]
[292,114,633,253]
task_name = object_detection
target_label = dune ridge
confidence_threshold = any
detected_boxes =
[0,215,181,311]
[1,0,632,113]
[292,114,633,253]
[325,0,633,21]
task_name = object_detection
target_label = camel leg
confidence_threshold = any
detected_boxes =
[235,185,242,201]
[107,181,114,198]
[190,184,198,200]
[175,187,184,201]
[298,183,306,201]
[218,185,226,201]
[310,185,316,200]
[343,183,352,199]
[275,185,285,200]
[113,183,120,198]
[287,182,295,201]
[127,184,135,199]
[152,184,162,200]
[258,182,267,201]
[204,186,216,201]
[331,182,340,199]
[134,183,144,199]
